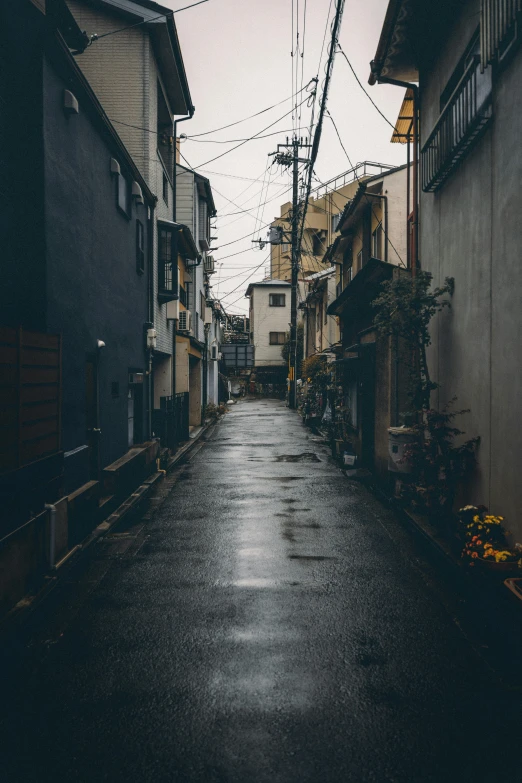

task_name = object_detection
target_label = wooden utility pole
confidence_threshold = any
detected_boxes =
[273,137,312,409]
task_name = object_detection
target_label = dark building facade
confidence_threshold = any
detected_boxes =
[0,0,156,504]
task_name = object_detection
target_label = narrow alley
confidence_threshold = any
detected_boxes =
[2,400,521,782]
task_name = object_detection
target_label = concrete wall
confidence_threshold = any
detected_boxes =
[250,285,291,366]
[419,0,522,534]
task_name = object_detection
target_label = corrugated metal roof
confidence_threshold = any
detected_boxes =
[391,88,414,144]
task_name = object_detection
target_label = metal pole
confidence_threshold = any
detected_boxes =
[289,137,299,409]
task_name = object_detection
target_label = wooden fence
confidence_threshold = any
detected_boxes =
[0,326,61,474]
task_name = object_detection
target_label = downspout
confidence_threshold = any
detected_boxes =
[45,504,57,569]
[147,201,155,439]
[371,77,419,277]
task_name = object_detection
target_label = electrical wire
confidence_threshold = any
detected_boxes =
[186,81,314,138]
[336,44,396,130]
[86,0,209,43]
[189,95,309,170]
[184,127,296,144]
[325,110,406,267]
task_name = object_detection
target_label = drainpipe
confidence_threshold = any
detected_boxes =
[147,201,155,439]
[45,503,57,569]
[371,77,419,277]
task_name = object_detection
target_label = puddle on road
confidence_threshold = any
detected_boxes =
[275,452,321,463]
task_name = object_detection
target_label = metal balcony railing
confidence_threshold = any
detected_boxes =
[421,56,493,192]
[481,0,521,69]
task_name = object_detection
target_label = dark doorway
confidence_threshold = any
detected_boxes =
[85,355,100,480]
[128,372,144,445]
[360,346,376,469]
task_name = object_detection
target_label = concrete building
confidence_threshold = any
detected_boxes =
[0,0,155,504]
[327,165,409,479]
[301,267,338,359]
[65,0,195,425]
[270,162,395,281]
[246,280,291,367]
[370,0,522,534]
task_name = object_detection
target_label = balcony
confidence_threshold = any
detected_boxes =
[421,56,492,193]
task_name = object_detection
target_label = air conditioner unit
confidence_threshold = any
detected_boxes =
[178,309,191,332]
[204,307,213,325]
[204,255,215,274]
[166,299,179,321]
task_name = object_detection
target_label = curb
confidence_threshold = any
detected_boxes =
[0,416,219,633]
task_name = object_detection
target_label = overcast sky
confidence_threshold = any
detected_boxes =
[170,0,405,314]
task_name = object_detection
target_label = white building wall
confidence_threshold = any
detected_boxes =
[382,168,409,267]
[251,286,291,366]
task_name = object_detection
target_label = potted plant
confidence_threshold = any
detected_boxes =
[460,506,522,572]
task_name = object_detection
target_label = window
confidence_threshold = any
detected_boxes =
[331,213,342,233]
[281,242,290,253]
[312,232,324,256]
[162,173,169,205]
[356,249,363,271]
[269,332,286,345]
[117,173,130,217]
[269,293,286,307]
[372,223,383,260]
[158,226,178,302]
[136,220,145,275]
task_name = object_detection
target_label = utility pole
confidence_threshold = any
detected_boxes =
[271,136,312,409]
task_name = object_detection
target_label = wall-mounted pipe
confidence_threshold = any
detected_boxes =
[45,503,57,569]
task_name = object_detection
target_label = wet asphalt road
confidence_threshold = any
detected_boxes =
[2,398,522,782]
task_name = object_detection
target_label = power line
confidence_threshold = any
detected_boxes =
[326,110,406,267]
[86,0,209,44]
[336,44,396,130]
[186,80,314,138]
[184,127,296,144]
[189,95,310,170]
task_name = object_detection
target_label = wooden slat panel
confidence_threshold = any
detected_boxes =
[21,348,60,367]
[21,434,60,465]
[22,331,59,350]
[20,402,59,424]
[21,417,58,441]
[20,367,60,384]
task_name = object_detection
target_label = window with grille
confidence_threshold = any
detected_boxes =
[158,226,178,302]
[269,332,286,345]
[269,293,286,307]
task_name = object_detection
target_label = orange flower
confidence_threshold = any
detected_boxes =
[471,552,479,559]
